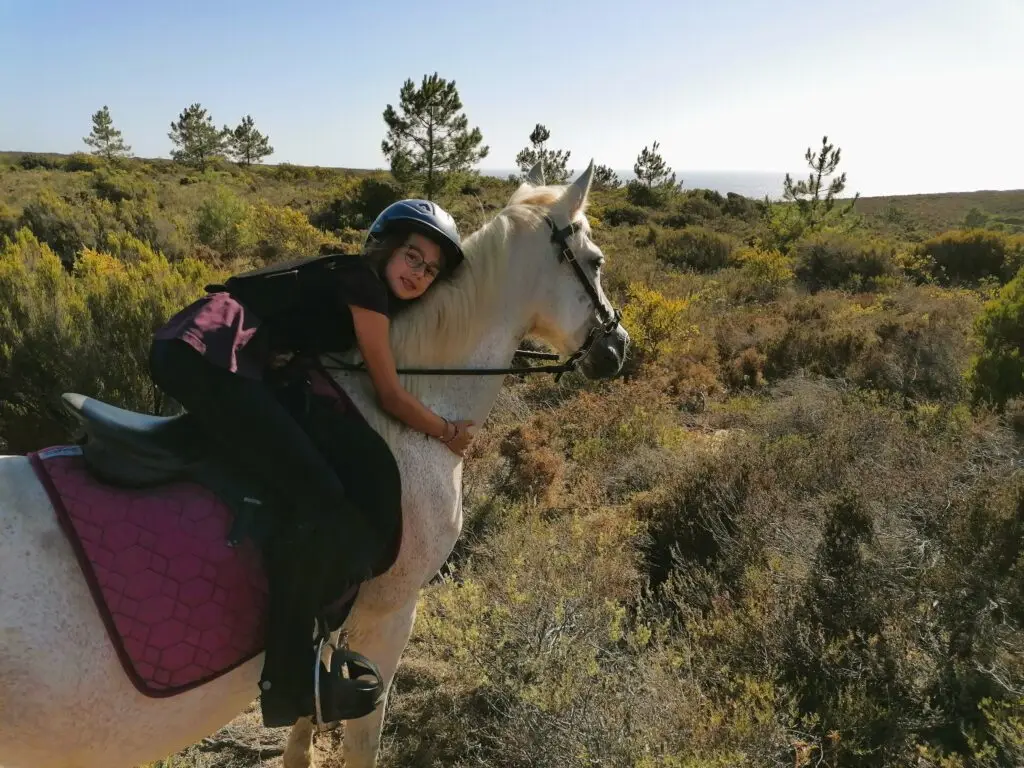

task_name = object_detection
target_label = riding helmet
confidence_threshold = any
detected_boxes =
[367,199,465,276]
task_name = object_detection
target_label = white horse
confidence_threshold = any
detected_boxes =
[0,161,628,768]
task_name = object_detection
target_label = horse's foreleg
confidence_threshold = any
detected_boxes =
[283,716,316,768]
[341,599,418,768]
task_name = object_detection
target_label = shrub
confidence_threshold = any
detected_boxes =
[655,226,737,272]
[312,175,403,231]
[244,201,325,262]
[497,423,565,506]
[662,190,723,227]
[633,382,1022,766]
[658,210,696,229]
[730,246,795,301]
[792,231,899,291]
[194,187,253,255]
[405,497,655,767]
[724,192,760,220]
[626,179,673,208]
[0,202,19,243]
[602,204,649,226]
[351,176,404,224]
[18,153,62,170]
[968,266,1024,406]
[91,168,154,203]
[64,153,103,172]
[0,229,212,451]
[620,283,694,371]
[762,287,977,400]
[921,229,1024,284]
[19,189,96,263]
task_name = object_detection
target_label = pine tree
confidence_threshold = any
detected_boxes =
[82,106,131,161]
[593,164,621,189]
[381,72,489,200]
[168,103,229,169]
[515,124,571,184]
[782,135,859,229]
[633,141,676,188]
[227,115,274,166]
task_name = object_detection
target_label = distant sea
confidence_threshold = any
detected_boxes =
[479,169,789,200]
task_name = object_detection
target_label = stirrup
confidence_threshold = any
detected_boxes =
[313,635,385,726]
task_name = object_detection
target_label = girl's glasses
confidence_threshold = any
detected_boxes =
[403,246,441,280]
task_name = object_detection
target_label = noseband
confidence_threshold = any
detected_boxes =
[322,214,624,380]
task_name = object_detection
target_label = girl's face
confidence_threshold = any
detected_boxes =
[383,233,444,300]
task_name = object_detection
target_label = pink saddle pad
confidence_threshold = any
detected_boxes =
[29,445,268,697]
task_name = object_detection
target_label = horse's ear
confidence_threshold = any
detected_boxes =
[525,160,545,186]
[559,159,594,216]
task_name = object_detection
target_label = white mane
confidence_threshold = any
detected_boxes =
[387,185,580,368]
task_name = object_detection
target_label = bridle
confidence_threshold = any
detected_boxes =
[536,215,624,379]
[321,214,624,382]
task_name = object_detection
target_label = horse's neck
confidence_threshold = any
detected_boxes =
[336,236,539,439]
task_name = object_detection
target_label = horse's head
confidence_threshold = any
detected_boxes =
[511,160,630,379]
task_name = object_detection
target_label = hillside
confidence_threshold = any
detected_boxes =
[1,152,1022,768]
[855,189,1024,239]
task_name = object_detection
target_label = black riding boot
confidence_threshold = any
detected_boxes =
[258,504,383,726]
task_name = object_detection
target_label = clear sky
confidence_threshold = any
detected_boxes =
[1,0,1021,196]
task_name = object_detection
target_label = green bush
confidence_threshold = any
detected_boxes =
[671,190,724,225]
[19,189,96,263]
[0,202,19,243]
[730,246,795,302]
[724,192,760,220]
[64,153,103,172]
[921,229,1024,284]
[759,287,977,400]
[194,187,253,255]
[655,225,737,272]
[314,175,404,230]
[18,153,63,170]
[626,179,673,208]
[792,231,900,291]
[603,204,649,226]
[245,201,325,262]
[91,168,154,203]
[0,229,212,451]
[351,176,404,224]
[968,266,1024,406]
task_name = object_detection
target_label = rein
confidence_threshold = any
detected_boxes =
[320,214,623,383]
[322,347,581,380]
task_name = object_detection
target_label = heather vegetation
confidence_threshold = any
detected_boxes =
[2,80,1023,767]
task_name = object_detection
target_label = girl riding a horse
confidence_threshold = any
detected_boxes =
[148,200,475,726]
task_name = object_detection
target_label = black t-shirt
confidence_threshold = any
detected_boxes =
[265,254,392,357]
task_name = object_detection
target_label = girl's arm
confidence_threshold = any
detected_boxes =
[350,304,474,452]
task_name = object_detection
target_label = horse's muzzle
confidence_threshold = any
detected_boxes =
[580,325,630,379]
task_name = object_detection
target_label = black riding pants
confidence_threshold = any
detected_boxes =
[148,338,380,716]
[150,341,346,527]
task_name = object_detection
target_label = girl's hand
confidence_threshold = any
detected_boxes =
[441,419,476,457]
